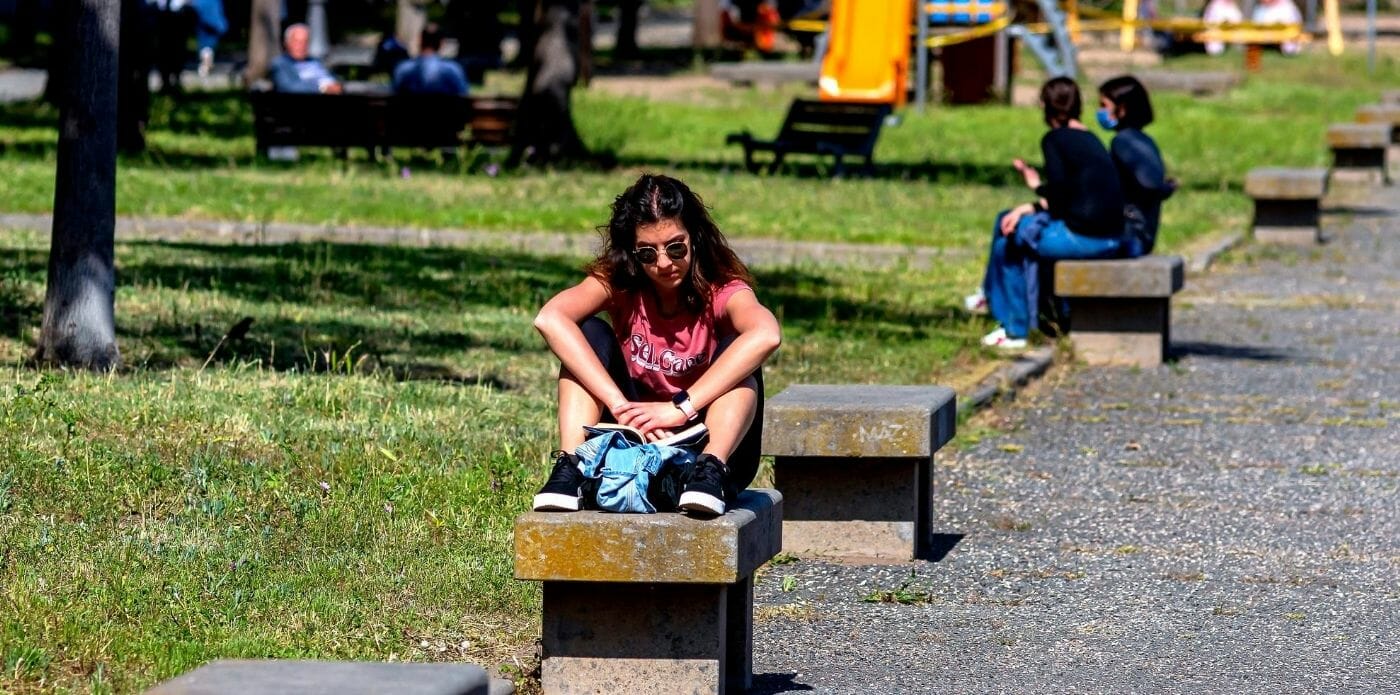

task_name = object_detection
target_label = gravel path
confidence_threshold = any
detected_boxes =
[749,185,1400,694]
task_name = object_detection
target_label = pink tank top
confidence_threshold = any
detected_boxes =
[607,279,753,400]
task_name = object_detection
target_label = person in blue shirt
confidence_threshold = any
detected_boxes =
[270,23,342,94]
[392,24,470,96]
[1097,75,1175,255]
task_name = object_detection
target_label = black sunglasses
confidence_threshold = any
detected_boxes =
[633,241,688,265]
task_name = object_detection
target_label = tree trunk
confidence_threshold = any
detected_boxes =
[35,0,122,371]
[615,0,642,58]
[509,0,587,166]
[243,0,281,83]
[397,0,429,56]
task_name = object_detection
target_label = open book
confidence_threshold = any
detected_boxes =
[583,421,710,449]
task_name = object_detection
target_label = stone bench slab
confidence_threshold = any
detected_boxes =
[761,385,957,459]
[1053,256,1184,299]
[514,489,782,584]
[1327,123,1391,149]
[1245,167,1329,200]
[1356,104,1400,137]
[1383,89,1400,105]
[144,660,510,695]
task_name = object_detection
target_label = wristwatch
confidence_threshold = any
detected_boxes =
[671,390,699,421]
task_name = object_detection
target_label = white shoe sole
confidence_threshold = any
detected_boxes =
[678,491,725,516]
[532,492,581,512]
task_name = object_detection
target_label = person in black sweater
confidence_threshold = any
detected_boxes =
[1098,75,1176,255]
[971,77,1129,350]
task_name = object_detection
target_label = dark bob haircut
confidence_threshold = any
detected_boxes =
[1040,77,1082,128]
[1099,75,1155,130]
[586,174,754,314]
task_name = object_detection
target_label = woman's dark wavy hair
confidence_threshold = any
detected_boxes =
[1099,75,1154,130]
[1040,76,1082,128]
[586,174,754,314]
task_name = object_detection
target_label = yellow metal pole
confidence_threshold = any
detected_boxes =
[1121,0,1139,52]
[1067,0,1081,44]
[1324,0,1344,55]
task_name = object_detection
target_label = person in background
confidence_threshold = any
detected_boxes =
[192,0,228,76]
[1098,76,1176,256]
[1201,0,1244,55]
[392,24,470,96]
[270,23,341,94]
[531,174,781,517]
[1251,0,1304,55]
[965,78,1128,350]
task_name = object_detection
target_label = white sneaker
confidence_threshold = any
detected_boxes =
[981,328,1027,350]
[963,290,987,314]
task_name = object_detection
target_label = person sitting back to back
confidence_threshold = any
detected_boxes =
[270,23,341,94]
[393,24,470,96]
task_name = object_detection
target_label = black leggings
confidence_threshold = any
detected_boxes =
[579,317,762,498]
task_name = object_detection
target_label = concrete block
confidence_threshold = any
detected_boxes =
[1134,70,1240,96]
[144,660,504,695]
[514,489,782,584]
[540,580,753,695]
[1355,104,1400,143]
[761,385,957,459]
[1252,198,1321,245]
[775,457,931,559]
[1383,89,1400,105]
[1053,256,1185,299]
[1327,123,1390,149]
[1244,167,1328,200]
[1064,297,1170,368]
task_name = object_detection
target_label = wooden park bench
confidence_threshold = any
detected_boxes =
[1245,167,1329,245]
[761,385,957,561]
[1054,255,1185,368]
[514,490,782,695]
[250,92,518,159]
[144,660,514,695]
[725,99,891,177]
[1326,123,1391,185]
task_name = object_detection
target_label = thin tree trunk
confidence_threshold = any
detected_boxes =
[397,0,429,56]
[509,0,587,166]
[244,0,281,84]
[615,0,642,58]
[35,0,122,371]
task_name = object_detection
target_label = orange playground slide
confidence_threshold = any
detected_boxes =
[819,0,912,106]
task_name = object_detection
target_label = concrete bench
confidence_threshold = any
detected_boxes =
[144,660,513,695]
[1381,89,1400,106]
[1244,167,1329,244]
[1327,123,1391,185]
[1054,255,1185,368]
[514,489,782,695]
[761,385,957,561]
[1355,104,1400,143]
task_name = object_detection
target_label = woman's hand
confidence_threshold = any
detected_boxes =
[613,401,689,440]
[1013,159,1042,190]
[999,202,1037,237]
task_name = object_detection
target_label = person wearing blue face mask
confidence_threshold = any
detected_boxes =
[966,78,1128,350]
[1098,75,1176,256]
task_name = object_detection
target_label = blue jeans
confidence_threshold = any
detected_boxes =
[983,211,1136,339]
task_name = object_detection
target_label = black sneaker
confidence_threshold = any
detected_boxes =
[679,453,729,516]
[532,450,584,511]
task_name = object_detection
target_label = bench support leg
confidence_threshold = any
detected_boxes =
[540,580,750,695]
[1066,297,1170,368]
[1331,147,1390,186]
[774,456,932,560]
[1253,198,1321,245]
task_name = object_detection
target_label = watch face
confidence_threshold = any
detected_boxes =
[671,390,689,405]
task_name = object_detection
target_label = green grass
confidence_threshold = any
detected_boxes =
[0,48,1393,692]
[0,227,987,692]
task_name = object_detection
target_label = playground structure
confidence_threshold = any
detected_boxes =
[714,0,1349,110]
